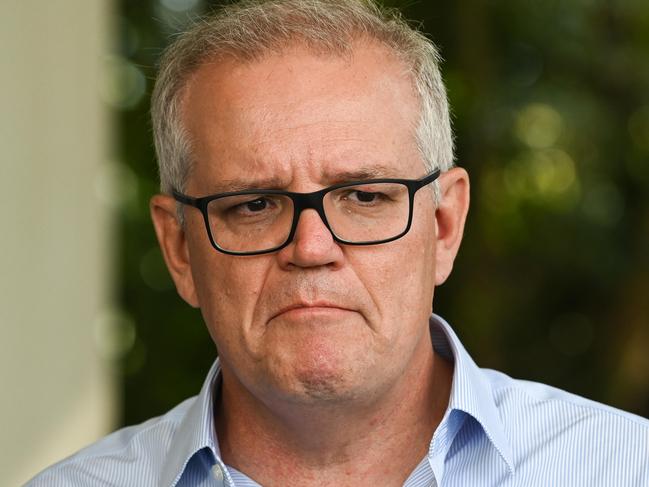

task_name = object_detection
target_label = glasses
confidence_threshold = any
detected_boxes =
[172,169,440,256]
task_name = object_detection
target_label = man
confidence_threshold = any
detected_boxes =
[28,1,648,486]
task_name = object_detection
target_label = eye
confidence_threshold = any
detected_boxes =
[352,190,377,203]
[220,195,279,217]
[243,198,268,212]
[232,195,292,217]
[343,189,387,205]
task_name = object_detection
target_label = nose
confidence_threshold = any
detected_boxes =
[276,208,344,269]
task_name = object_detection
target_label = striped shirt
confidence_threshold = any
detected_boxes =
[26,315,649,486]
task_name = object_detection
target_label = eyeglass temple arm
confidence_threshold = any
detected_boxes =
[172,190,199,207]
[418,168,441,188]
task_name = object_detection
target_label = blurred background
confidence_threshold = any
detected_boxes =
[3,0,648,484]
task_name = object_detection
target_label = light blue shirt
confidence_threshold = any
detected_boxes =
[27,315,649,486]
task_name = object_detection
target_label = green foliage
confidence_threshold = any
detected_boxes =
[112,0,649,425]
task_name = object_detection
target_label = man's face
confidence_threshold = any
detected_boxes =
[156,42,463,407]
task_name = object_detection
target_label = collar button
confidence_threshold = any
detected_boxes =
[211,464,224,483]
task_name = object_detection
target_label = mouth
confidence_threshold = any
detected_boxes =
[270,302,355,321]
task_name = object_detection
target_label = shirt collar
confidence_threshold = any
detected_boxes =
[430,314,515,474]
[160,359,224,487]
[160,315,515,485]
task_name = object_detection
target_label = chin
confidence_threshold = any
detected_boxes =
[278,358,373,405]
[258,326,378,403]
[294,370,349,401]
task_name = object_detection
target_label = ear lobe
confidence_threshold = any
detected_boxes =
[434,167,470,286]
[150,194,200,308]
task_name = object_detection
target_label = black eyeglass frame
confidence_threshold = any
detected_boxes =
[172,169,441,256]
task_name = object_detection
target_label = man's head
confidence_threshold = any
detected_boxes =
[150,0,469,408]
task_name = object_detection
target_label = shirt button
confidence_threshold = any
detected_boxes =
[212,464,224,483]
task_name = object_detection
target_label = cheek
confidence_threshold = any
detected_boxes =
[349,227,435,340]
[395,239,435,313]
[187,236,270,348]
[389,205,436,296]
[400,217,436,310]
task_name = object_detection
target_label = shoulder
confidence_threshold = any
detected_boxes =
[25,396,197,487]
[484,367,649,429]
[482,369,649,482]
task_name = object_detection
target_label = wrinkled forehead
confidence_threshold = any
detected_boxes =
[180,41,424,192]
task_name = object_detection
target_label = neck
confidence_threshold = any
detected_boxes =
[215,336,453,487]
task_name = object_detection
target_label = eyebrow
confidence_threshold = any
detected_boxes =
[209,176,287,193]
[206,164,403,194]
[323,165,401,185]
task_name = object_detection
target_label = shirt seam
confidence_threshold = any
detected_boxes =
[491,383,649,430]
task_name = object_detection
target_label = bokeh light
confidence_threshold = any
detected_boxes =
[99,55,146,110]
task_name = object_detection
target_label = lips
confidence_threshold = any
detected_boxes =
[270,302,354,321]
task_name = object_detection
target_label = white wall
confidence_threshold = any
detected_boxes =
[0,2,116,485]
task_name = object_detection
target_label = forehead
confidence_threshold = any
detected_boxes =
[181,41,424,191]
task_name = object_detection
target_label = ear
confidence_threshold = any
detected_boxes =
[434,167,470,285]
[150,194,200,308]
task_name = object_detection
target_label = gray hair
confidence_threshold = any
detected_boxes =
[151,0,454,203]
